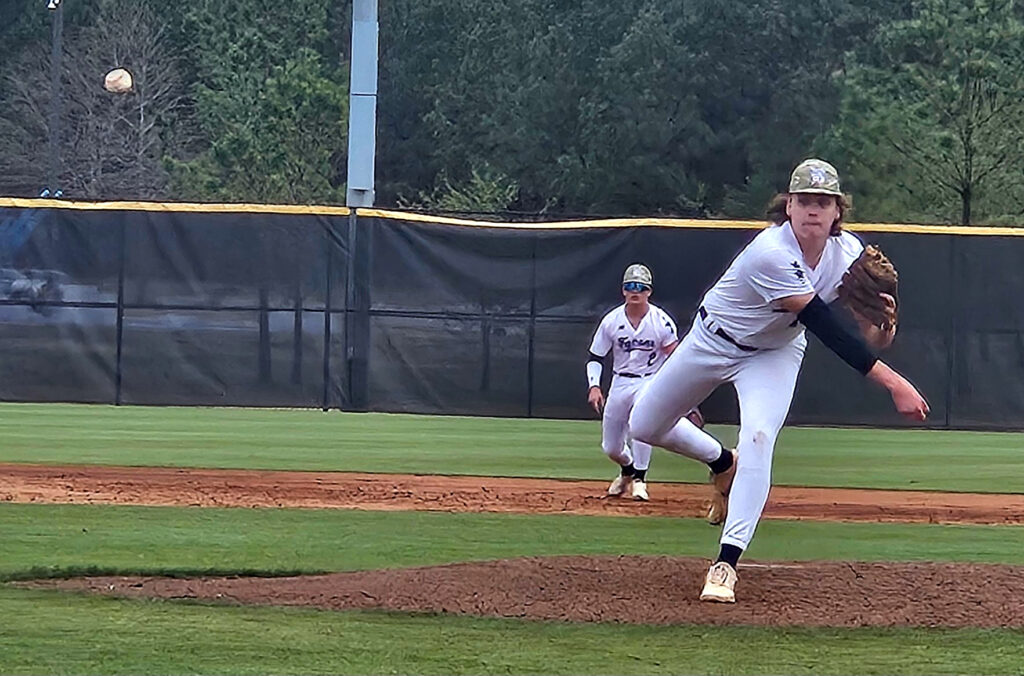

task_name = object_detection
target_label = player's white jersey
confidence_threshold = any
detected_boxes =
[589,303,678,375]
[700,222,863,349]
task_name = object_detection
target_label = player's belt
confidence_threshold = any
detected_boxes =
[615,371,656,378]
[698,306,758,352]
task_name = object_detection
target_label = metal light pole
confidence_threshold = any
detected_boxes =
[45,0,64,198]
[346,0,378,207]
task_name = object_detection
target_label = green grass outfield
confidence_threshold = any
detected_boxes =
[1,402,1023,492]
[3,403,1024,674]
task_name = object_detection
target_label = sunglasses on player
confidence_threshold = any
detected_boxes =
[623,282,651,293]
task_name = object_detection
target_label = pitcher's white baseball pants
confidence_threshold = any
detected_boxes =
[629,317,805,550]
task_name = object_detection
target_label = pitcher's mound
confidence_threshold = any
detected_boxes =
[23,556,1024,628]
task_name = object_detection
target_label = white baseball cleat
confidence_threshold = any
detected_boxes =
[631,479,649,501]
[607,474,633,496]
[699,561,738,603]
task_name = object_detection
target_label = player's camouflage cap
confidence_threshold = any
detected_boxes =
[623,263,653,287]
[789,159,843,196]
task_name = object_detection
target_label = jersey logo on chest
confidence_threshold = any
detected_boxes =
[618,336,655,352]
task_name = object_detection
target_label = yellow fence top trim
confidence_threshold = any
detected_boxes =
[357,208,761,230]
[2,198,1023,236]
[0,197,352,216]
[360,209,1024,236]
[361,209,1024,236]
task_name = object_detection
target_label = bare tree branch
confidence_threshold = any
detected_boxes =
[0,0,191,199]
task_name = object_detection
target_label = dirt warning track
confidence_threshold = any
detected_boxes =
[3,463,1023,525]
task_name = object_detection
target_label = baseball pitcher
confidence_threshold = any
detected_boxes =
[629,159,927,603]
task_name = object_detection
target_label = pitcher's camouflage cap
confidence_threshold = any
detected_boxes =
[622,263,653,287]
[789,159,843,196]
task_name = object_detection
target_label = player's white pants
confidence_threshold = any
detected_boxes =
[602,374,653,471]
[629,317,805,550]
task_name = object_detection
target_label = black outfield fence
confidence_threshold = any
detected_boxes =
[1,198,1022,430]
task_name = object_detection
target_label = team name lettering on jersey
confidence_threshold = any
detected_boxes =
[617,337,655,352]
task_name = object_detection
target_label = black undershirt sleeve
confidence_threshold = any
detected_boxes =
[587,351,605,364]
[797,295,878,375]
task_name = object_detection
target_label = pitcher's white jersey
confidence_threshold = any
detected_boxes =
[700,222,863,349]
[589,303,678,375]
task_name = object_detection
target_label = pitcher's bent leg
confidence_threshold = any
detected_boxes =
[629,334,730,463]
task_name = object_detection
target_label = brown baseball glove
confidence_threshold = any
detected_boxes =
[837,244,899,347]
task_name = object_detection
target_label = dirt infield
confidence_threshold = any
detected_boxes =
[22,555,1024,628]
[3,463,1024,524]
[7,463,1024,628]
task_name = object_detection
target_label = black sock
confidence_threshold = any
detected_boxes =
[716,544,742,569]
[633,468,647,482]
[620,463,636,477]
[707,447,734,475]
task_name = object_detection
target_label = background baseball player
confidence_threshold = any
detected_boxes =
[628,159,928,603]
[586,264,679,501]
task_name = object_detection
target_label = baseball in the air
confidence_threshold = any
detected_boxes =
[103,68,133,93]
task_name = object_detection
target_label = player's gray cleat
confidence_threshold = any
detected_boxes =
[607,474,633,497]
[632,479,649,501]
[700,561,737,603]
[707,448,738,525]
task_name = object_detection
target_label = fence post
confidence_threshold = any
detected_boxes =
[526,234,538,417]
[944,232,961,429]
[321,221,333,411]
[114,216,126,405]
[345,211,370,411]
